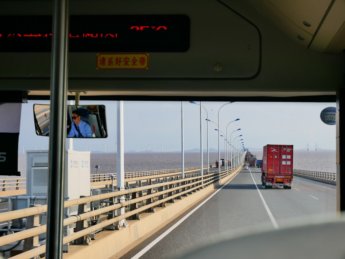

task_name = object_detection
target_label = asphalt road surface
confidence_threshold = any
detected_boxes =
[131,168,336,259]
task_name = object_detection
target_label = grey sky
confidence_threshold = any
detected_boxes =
[19,100,336,153]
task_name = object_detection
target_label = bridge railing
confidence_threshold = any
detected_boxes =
[0,167,233,258]
[90,167,199,183]
[0,168,201,196]
[90,167,202,189]
[0,177,26,197]
[294,169,336,185]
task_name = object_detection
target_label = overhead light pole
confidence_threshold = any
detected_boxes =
[181,102,185,178]
[230,129,241,170]
[199,102,203,183]
[214,128,225,169]
[225,118,240,171]
[217,102,232,174]
[205,118,211,172]
[190,101,210,173]
[238,138,245,165]
[232,134,243,168]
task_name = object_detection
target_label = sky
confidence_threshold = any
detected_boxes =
[18,100,336,153]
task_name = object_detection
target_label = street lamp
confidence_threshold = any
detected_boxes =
[198,102,204,183]
[239,140,245,156]
[217,102,232,174]
[190,101,210,173]
[205,118,211,172]
[220,133,224,168]
[230,128,241,170]
[225,118,240,171]
[215,128,226,169]
[237,138,245,166]
[232,134,243,168]
[181,102,185,178]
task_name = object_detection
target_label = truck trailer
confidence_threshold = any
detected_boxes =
[261,144,293,189]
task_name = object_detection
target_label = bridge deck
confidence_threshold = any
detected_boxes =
[134,168,336,259]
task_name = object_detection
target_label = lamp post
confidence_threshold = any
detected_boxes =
[232,134,243,168]
[205,118,211,172]
[181,102,185,178]
[240,140,245,161]
[215,128,225,169]
[206,118,220,170]
[220,133,224,168]
[236,138,244,166]
[217,102,232,174]
[190,101,210,175]
[200,102,203,182]
[230,129,241,170]
[225,118,240,171]
[237,136,244,167]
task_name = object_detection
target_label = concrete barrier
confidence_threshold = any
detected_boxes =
[294,169,336,185]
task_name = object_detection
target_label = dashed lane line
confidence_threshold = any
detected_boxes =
[309,194,319,200]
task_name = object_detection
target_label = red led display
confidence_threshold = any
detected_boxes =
[0,33,119,39]
[0,15,190,52]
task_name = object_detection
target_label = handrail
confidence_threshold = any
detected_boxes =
[90,168,201,189]
[10,181,208,259]
[1,177,209,247]
[0,166,233,258]
[0,168,199,195]
[0,178,26,189]
[0,177,26,197]
[0,172,211,222]
[90,167,199,181]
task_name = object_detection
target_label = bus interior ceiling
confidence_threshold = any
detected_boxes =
[0,0,345,257]
[0,0,343,98]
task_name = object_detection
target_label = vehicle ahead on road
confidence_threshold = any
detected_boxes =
[261,144,293,189]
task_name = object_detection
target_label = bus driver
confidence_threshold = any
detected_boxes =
[68,109,93,138]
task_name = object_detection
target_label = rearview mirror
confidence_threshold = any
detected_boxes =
[33,104,108,138]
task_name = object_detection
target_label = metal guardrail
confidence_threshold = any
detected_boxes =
[294,169,336,185]
[0,166,234,258]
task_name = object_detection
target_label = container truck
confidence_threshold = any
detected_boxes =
[261,144,293,189]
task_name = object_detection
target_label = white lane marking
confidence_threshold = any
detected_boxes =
[249,169,279,229]
[309,195,319,200]
[131,171,239,259]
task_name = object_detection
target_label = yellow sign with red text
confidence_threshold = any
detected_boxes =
[97,53,149,69]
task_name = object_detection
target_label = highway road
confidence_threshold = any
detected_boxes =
[130,168,336,259]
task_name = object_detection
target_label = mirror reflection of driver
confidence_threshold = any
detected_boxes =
[67,109,93,138]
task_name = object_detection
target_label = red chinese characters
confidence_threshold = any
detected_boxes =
[97,54,149,69]
[1,32,119,39]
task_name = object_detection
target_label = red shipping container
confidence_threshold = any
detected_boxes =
[261,144,293,189]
